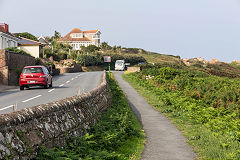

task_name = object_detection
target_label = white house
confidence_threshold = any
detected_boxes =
[0,23,19,50]
[18,37,41,58]
[58,28,101,50]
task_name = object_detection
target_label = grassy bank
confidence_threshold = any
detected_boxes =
[123,67,240,159]
[36,75,145,160]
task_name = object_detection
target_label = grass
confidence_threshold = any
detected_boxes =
[123,73,240,160]
[35,74,145,160]
[139,52,181,64]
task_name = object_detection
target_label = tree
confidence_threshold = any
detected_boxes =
[54,30,60,40]
[85,45,99,53]
[15,32,38,41]
[100,42,112,50]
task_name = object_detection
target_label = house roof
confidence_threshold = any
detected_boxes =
[59,28,99,42]
[83,30,99,33]
[59,36,91,42]
[18,37,41,46]
[0,25,18,38]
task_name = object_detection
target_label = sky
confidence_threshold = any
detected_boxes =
[0,0,240,62]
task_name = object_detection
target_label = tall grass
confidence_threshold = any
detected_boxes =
[123,67,240,159]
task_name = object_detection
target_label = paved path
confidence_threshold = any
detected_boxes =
[113,71,196,160]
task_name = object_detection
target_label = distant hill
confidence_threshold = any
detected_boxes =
[133,50,240,79]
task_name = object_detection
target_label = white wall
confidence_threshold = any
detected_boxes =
[18,45,40,58]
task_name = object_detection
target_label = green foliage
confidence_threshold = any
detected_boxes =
[43,41,71,61]
[36,76,145,160]
[76,54,102,66]
[100,42,112,50]
[75,52,146,67]
[122,48,143,54]
[44,62,55,69]
[229,61,240,69]
[54,31,60,40]
[124,67,240,159]
[5,47,32,57]
[15,32,38,41]
[82,45,99,53]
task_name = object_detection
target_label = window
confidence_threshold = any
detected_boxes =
[22,67,43,73]
[71,33,82,38]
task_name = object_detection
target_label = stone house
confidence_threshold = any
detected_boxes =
[0,23,19,50]
[18,37,41,58]
[58,28,101,50]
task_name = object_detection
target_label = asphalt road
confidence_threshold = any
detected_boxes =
[113,71,196,160]
[0,71,103,114]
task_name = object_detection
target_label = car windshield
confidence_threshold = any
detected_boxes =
[22,67,43,73]
[116,62,124,65]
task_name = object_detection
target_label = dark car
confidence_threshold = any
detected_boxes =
[19,66,52,90]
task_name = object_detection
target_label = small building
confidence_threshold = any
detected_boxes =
[0,23,19,50]
[18,37,41,58]
[58,28,101,50]
[38,35,51,47]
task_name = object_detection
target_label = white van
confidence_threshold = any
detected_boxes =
[115,60,125,71]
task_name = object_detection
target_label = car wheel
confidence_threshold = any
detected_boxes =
[49,80,52,88]
[44,84,48,89]
[44,82,49,89]
[20,86,24,90]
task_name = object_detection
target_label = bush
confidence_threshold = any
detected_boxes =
[5,47,32,57]
[125,66,240,159]
[76,54,102,66]
[74,52,146,67]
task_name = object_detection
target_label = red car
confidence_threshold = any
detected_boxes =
[19,66,52,90]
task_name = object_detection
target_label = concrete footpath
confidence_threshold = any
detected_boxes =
[113,72,196,160]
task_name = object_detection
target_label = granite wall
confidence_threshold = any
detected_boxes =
[0,71,111,159]
[0,50,35,85]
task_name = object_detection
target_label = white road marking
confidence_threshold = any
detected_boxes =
[59,84,64,87]
[22,95,42,103]
[71,78,74,80]
[0,105,14,111]
[66,81,70,83]
[48,89,55,93]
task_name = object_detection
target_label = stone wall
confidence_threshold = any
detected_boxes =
[0,50,35,85]
[0,71,111,159]
[56,64,82,74]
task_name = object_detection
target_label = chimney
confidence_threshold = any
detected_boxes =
[0,23,9,32]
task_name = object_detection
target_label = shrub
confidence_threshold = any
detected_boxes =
[125,66,240,159]
[5,47,32,57]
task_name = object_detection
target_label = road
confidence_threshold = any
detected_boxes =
[0,72,103,114]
